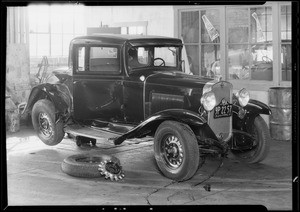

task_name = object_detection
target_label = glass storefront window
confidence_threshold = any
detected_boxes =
[227,8,249,44]
[227,6,273,81]
[180,9,220,78]
[250,7,272,43]
[185,45,199,75]
[201,10,220,43]
[201,45,220,78]
[181,11,199,43]
[281,5,292,81]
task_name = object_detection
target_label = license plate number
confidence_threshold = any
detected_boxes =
[214,99,232,119]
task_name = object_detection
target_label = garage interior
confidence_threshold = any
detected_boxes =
[3,2,296,211]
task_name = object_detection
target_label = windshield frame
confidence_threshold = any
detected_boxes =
[125,44,182,74]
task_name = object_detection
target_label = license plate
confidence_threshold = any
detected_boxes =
[214,98,232,119]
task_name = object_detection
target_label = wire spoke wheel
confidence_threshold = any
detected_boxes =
[154,121,199,181]
[162,135,184,169]
[38,112,53,138]
[32,99,64,146]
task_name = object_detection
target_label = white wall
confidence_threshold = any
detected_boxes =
[84,6,175,37]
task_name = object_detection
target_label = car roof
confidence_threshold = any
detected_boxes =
[71,34,183,46]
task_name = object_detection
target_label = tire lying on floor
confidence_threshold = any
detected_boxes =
[61,154,121,178]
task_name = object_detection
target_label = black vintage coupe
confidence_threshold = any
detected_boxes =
[22,34,271,181]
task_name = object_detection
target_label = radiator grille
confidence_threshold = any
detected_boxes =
[208,81,233,142]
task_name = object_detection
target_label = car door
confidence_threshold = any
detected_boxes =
[73,44,124,122]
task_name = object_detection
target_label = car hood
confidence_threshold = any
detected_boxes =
[143,71,217,89]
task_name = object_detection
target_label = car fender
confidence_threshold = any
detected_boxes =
[244,99,271,116]
[232,99,271,135]
[113,109,207,145]
[23,83,72,118]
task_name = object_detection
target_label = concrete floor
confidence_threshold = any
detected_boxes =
[6,125,293,210]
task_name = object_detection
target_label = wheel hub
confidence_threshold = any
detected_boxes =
[98,160,125,181]
[163,135,184,169]
[38,113,53,137]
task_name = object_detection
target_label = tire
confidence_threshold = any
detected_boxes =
[61,154,120,178]
[32,99,64,146]
[154,121,199,181]
[231,115,270,163]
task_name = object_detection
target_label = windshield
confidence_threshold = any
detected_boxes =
[127,46,179,71]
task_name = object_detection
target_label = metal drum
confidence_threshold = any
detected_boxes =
[269,87,292,141]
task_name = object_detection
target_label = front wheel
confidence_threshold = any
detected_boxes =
[32,99,64,146]
[231,115,270,163]
[154,121,199,181]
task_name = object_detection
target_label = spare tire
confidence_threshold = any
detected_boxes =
[61,154,120,178]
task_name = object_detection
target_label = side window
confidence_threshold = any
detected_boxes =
[77,47,85,72]
[89,47,120,74]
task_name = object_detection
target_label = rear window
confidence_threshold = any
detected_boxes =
[89,47,120,74]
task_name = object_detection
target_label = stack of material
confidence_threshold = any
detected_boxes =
[5,95,20,133]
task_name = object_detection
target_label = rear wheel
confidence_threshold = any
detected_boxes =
[32,99,64,146]
[154,121,199,181]
[231,115,270,163]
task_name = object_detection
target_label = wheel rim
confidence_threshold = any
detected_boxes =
[161,134,184,169]
[38,112,53,138]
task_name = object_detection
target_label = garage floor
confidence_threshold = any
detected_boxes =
[6,125,292,210]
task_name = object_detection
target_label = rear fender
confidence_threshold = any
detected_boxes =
[23,83,72,118]
[113,109,207,145]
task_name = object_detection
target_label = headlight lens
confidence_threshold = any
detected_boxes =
[201,91,216,111]
[236,88,250,107]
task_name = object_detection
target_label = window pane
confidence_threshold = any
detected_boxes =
[51,34,62,56]
[281,5,292,42]
[228,44,250,80]
[50,6,63,33]
[90,47,120,73]
[29,6,49,33]
[228,44,273,81]
[77,47,85,72]
[74,6,85,34]
[137,47,149,64]
[154,47,177,67]
[63,34,74,56]
[36,34,49,56]
[281,44,291,81]
[62,6,74,34]
[201,45,220,78]
[250,7,272,43]
[227,8,249,43]
[29,34,37,56]
[201,10,220,43]
[181,11,199,43]
[185,45,199,75]
[251,44,273,81]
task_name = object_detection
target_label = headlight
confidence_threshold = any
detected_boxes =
[201,91,216,111]
[236,88,250,107]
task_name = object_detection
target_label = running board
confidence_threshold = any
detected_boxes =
[64,124,120,141]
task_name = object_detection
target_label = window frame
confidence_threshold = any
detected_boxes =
[179,8,222,77]
[28,5,85,58]
[74,44,122,76]
[279,3,292,85]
